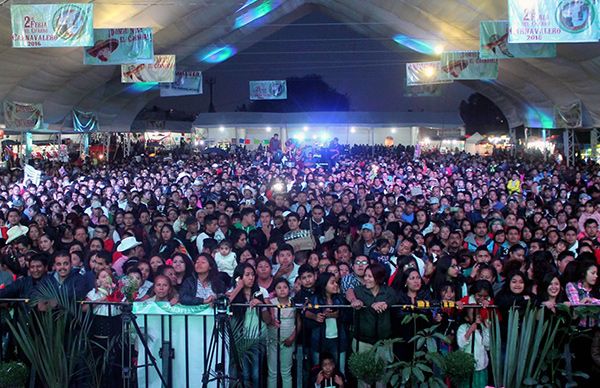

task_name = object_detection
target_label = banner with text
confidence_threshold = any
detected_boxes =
[24,165,41,186]
[404,84,443,97]
[3,101,43,130]
[406,61,453,86]
[160,71,203,97]
[121,55,176,83]
[508,0,600,43]
[554,101,582,128]
[249,80,287,100]
[84,28,153,65]
[480,20,556,59]
[11,3,94,48]
[72,109,98,132]
[441,51,498,80]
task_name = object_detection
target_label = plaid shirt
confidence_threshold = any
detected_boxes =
[566,281,600,327]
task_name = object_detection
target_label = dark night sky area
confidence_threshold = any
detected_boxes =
[148,11,477,117]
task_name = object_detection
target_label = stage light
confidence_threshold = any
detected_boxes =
[424,66,436,78]
[350,127,356,133]
[391,127,397,133]
[199,140,205,145]
[266,126,272,132]
[303,126,309,131]
[312,134,318,140]
[434,45,445,55]
[321,132,330,141]
[219,126,225,132]
[294,132,305,141]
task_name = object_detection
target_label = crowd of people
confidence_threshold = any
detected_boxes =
[0,138,600,387]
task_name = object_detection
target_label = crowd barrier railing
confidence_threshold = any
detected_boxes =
[0,298,598,388]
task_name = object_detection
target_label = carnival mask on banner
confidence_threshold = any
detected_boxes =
[84,28,154,65]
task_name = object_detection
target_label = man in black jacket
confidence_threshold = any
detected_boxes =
[0,254,48,300]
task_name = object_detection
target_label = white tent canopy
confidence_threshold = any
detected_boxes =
[1,0,598,131]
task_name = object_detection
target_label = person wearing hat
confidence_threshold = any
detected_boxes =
[352,223,376,258]
[177,216,200,259]
[86,38,119,62]
[112,236,143,276]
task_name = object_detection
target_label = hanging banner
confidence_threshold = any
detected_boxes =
[72,109,98,132]
[160,71,203,97]
[441,51,498,80]
[404,84,443,97]
[480,20,556,59]
[554,101,582,128]
[11,3,94,48]
[3,101,43,130]
[121,55,176,83]
[508,0,600,43]
[405,61,453,86]
[84,28,154,65]
[249,80,287,100]
[24,165,42,186]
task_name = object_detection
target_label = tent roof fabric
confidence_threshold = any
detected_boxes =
[0,1,597,131]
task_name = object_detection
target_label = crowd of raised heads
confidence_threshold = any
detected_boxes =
[0,137,600,387]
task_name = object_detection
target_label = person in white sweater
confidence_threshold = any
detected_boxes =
[214,240,237,277]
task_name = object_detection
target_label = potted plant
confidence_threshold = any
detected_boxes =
[443,350,475,386]
[0,362,28,388]
[348,349,387,385]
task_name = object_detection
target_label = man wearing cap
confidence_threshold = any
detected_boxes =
[112,236,143,276]
[177,216,200,258]
[352,223,377,257]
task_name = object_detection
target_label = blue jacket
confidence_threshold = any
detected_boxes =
[33,270,90,301]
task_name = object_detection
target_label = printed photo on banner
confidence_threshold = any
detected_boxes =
[121,55,176,83]
[3,101,44,130]
[406,61,453,86]
[508,0,600,43]
[480,20,556,59]
[84,28,154,65]
[404,84,443,97]
[11,3,94,48]
[249,80,287,100]
[554,101,583,128]
[160,71,203,97]
[72,109,98,132]
[441,51,498,80]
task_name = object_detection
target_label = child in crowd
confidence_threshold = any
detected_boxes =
[312,352,345,388]
[214,240,237,277]
[266,277,297,388]
[457,307,490,388]
[369,238,394,274]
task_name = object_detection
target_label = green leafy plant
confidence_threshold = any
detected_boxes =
[0,362,28,388]
[7,283,104,388]
[383,314,447,388]
[489,305,566,388]
[442,350,475,385]
[348,348,387,384]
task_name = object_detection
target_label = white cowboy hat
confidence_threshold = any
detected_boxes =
[117,236,142,253]
[6,225,29,244]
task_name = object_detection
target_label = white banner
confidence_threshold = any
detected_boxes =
[406,61,453,86]
[160,71,203,97]
[249,80,287,100]
[508,0,600,43]
[24,164,41,186]
[121,55,176,83]
[554,101,582,128]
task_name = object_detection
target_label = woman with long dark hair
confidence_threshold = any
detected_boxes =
[307,272,348,373]
[179,253,225,305]
[430,256,466,299]
[228,263,269,387]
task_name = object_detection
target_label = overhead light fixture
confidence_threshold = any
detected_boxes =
[219,126,225,132]
[303,126,309,132]
[391,128,397,133]
[434,45,445,55]
[266,126,272,132]
[350,127,356,133]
